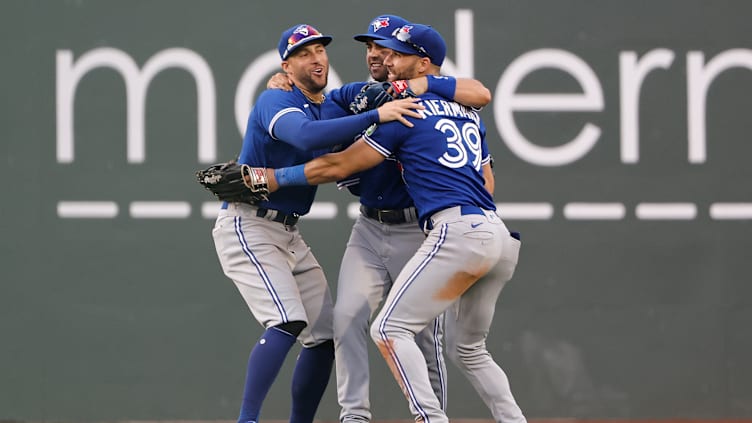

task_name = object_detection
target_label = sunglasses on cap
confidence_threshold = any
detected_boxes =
[284,25,324,58]
[394,26,430,59]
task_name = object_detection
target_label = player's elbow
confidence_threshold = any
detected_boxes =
[476,87,492,107]
[309,163,352,184]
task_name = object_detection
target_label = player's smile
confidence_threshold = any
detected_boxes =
[310,65,326,78]
[307,64,328,89]
[366,41,390,81]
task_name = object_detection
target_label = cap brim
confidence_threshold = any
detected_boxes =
[373,38,419,56]
[353,33,390,42]
[284,35,333,59]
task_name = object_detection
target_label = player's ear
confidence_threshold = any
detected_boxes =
[280,61,290,73]
[417,57,432,74]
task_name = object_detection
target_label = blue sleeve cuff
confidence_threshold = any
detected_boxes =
[426,75,457,100]
[274,164,309,186]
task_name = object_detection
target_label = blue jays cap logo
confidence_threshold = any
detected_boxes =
[391,25,430,58]
[395,25,413,37]
[371,17,391,32]
[353,15,407,42]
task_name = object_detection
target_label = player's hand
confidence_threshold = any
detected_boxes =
[376,97,424,127]
[267,72,294,91]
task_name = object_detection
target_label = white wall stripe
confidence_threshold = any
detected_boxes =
[709,203,752,220]
[57,201,118,218]
[130,201,191,218]
[563,203,626,220]
[302,201,338,219]
[61,201,752,222]
[496,202,554,220]
[636,203,697,220]
[347,202,361,219]
[202,201,222,219]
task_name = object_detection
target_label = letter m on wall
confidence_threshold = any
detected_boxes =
[56,47,217,163]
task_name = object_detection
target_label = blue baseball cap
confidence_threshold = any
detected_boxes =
[353,15,409,42]
[278,24,333,60]
[374,23,447,66]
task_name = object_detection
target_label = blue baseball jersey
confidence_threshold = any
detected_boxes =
[238,85,377,215]
[327,81,367,110]
[331,82,491,211]
[362,92,496,227]
[342,154,414,209]
[328,82,415,209]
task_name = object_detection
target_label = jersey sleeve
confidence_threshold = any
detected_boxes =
[327,81,368,112]
[361,122,404,158]
[270,102,379,151]
[336,173,362,197]
[254,89,302,134]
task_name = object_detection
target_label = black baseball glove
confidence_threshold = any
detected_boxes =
[349,80,417,114]
[196,160,269,203]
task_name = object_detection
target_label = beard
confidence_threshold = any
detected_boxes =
[296,69,328,93]
[388,62,420,81]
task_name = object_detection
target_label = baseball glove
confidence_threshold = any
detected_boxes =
[196,160,269,203]
[349,80,416,114]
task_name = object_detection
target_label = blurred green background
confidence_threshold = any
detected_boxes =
[1,0,751,420]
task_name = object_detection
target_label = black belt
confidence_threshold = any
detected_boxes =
[256,207,300,226]
[360,205,417,224]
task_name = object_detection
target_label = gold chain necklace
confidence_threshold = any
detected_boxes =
[304,93,325,104]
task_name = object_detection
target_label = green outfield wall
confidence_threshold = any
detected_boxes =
[1,0,751,420]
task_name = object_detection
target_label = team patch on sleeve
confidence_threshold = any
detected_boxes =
[364,123,378,137]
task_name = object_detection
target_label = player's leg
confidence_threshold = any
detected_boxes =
[414,314,447,410]
[386,223,448,412]
[334,216,391,423]
[370,215,504,423]
[212,213,311,423]
[291,338,334,423]
[289,228,336,423]
[445,231,525,423]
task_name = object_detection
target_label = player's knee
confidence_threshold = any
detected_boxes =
[334,299,371,322]
[275,320,307,338]
[369,316,416,343]
[333,302,370,336]
[368,318,383,343]
[448,341,488,368]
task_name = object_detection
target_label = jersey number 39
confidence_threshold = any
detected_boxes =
[435,118,482,171]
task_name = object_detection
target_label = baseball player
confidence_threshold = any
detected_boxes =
[258,23,526,423]
[327,15,494,423]
[211,23,424,423]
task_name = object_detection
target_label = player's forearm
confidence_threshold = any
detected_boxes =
[270,154,352,190]
[453,78,491,108]
[305,154,353,184]
[409,75,491,108]
[482,162,495,195]
[274,110,379,150]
